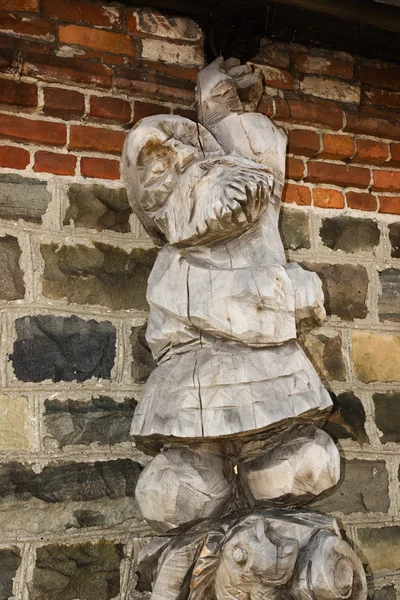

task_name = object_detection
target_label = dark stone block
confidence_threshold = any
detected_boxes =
[374,391,400,443]
[0,235,25,300]
[301,263,369,320]
[278,208,311,250]
[325,391,368,444]
[388,222,400,259]
[41,243,157,310]
[358,526,400,573]
[0,459,140,503]
[0,174,51,223]
[64,183,132,233]
[0,547,21,600]
[10,315,116,382]
[300,331,346,382]
[320,217,380,253]
[131,324,156,383]
[378,268,400,322]
[28,541,123,600]
[311,459,389,514]
[44,396,136,447]
[369,586,397,600]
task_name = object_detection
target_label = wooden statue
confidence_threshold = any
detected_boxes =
[121,57,367,599]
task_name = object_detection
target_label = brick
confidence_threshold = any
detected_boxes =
[307,162,370,188]
[346,191,377,211]
[134,100,169,123]
[141,38,203,68]
[128,8,202,42]
[89,96,131,124]
[358,526,400,573]
[389,222,400,258]
[0,11,55,40]
[0,47,18,72]
[0,394,30,450]
[352,139,389,165]
[34,151,77,176]
[65,183,131,233]
[345,112,400,140]
[252,40,290,68]
[300,76,360,104]
[353,331,400,382]
[320,216,380,253]
[388,142,400,167]
[42,0,121,29]
[279,98,344,130]
[0,548,20,599]
[0,114,66,146]
[22,54,112,89]
[0,32,51,57]
[131,324,156,383]
[300,331,346,382]
[11,315,116,382]
[0,79,37,110]
[59,25,134,56]
[373,170,400,192]
[173,107,197,120]
[29,541,123,600]
[81,157,120,180]
[258,95,275,118]
[378,268,400,322]
[279,207,310,250]
[0,146,29,169]
[360,64,400,91]
[319,134,355,161]
[41,244,157,310]
[312,188,345,209]
[286,157,304,180]
[294,53,354,80]
[0,174,50,222]
[373,391,400,443]
[139,59,198,83]
[379,195,400,214]
[287,129,320,157]
[0,235,25,300]
[69,125,125,155]
[311,459,389,514]
[43,87,85,119]
[363,87,400,111]
[2,0,38,10]
[256,64,294,90]
[115,67,195,106]
[303,263,368,320]
[282,183,311,206]
[44,396,136,447]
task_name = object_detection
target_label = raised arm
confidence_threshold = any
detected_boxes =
[196,57,287,179]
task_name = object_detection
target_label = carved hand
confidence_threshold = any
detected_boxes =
[197,56,263,131]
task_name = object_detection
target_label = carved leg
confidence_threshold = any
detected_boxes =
[238,425,340,506]
[135,444,235,532]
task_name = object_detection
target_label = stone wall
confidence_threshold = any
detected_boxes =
[0,0,399,598]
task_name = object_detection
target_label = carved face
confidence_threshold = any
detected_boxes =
[213,518,299,600]
[121,115,274,247]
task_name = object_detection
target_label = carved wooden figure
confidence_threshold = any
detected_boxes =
[121,56,367,599]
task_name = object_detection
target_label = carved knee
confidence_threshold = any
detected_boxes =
[238,425,340,506]
[136,445,235,532]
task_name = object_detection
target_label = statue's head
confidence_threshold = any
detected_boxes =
[121,115,274,247]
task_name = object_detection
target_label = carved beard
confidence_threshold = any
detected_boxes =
[152,155,274,247]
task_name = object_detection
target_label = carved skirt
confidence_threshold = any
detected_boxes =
[132,339,332,445]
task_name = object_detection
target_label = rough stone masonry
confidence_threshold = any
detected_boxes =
[0,0,399,598]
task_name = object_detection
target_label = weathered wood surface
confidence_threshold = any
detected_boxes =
[138,509,367,600]
[121,56,367,599]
